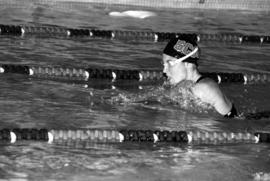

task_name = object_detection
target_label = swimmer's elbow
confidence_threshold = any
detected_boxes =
[209,91,236,118]
[223,104,238,118]
[212,99,237,118]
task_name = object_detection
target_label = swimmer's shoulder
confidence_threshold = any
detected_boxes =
[192,77,224,103]
[194,77,220,91]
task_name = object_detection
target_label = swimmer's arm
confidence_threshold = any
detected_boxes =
[212,92,233,116]
[193,82,234,116]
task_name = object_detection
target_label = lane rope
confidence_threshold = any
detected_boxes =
[1,64,270,85]
[0,128,269,145]
[0,24,269,44]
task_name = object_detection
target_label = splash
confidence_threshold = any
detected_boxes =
[164,81,214,114]
[107,81,215,114]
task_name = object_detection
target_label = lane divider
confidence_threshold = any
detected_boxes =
[0,128,269,145]
[1,64,270,84]
[0,24,269,44]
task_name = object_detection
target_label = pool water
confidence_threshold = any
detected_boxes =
[0,1,270,180]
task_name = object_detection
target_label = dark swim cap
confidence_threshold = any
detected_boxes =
[163,37,199,65]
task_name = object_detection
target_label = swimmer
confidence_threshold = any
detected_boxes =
[162,37,237,118]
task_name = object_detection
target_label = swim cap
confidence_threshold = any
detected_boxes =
[163,37,199,65]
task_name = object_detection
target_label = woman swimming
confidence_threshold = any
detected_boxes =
[162,37,237,118]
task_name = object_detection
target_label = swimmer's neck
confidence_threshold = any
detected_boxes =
[172,70,201,86]
[186,69,201,83]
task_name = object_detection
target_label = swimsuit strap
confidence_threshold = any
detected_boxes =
[195,76,207,84]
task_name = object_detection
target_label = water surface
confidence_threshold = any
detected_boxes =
[0,1,270,180]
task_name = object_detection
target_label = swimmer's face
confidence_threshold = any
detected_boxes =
[162,54,187,85]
